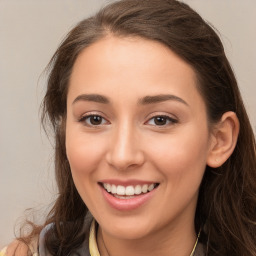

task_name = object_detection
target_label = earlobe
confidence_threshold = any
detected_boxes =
[207,111,240,168]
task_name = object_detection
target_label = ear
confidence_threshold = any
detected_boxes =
[207,111,240,168]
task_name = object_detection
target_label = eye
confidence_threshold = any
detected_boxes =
[146,115,178,126]
[79,115,108,126]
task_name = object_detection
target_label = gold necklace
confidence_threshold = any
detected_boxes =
[90,220,201,256]
[189,229,201,256]
[101,230,201,256]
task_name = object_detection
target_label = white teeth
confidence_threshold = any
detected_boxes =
[102,183,157,196]
[142,184,148,193]
[148,184,154,191]
[114,195,134,199]
[125,186,135,196]
[111,184,117,194]
[116,185,125,195]
[106,184,111,193]
[134,185,142,195]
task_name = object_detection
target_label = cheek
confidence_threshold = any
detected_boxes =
[65,128,107,184]
[65,128,109,211]
[148,126,209,181]
[147,127,209,217]
[67,140,100,173]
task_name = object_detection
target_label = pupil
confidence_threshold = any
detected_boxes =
[90,116,102,125]
[154,116,166,125]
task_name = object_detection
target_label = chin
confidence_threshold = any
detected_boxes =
[107,226,152,240]
[98,215,158,240]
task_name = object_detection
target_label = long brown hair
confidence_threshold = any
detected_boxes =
[22,0,256,255]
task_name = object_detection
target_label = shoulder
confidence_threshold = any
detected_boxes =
[0,238,38,256]
[3,217,93,256]
[38,222,91,256]
[0,223,51,256]
[0,246,7,256]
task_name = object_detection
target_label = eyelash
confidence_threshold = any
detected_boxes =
[146,115,178,126]
[79,114,109,127]
[78,113,178,127]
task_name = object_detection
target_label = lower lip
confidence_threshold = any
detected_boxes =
[100,185,157,211]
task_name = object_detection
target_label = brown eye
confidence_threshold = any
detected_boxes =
[154,116,168,125]
[147,115,178,126]
[80,115,108,126]
[90,116,103,125]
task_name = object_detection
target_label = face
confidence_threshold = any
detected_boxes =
[66,36,213,241]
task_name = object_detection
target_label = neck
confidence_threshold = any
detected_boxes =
[97,219,197,256]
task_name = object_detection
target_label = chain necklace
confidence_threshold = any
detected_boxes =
[90,220,201,256]
[189,229,201,256]
[100,229,201,256]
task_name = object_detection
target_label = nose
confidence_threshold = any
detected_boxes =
[106,123,145,171]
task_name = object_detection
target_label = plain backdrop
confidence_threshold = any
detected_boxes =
[0,0,255,247]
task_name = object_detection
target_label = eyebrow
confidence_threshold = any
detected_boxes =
[72,94,110,104]
[139,94,189,106]
[72,93,188,106]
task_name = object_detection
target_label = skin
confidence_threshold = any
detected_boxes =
[5,36,239,256]
[66,35,215,256]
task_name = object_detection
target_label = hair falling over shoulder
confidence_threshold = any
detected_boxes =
[18,0,256,255]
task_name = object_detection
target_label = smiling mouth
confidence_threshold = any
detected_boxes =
[100,183,159,199]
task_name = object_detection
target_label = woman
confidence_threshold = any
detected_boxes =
[2,0,256,255]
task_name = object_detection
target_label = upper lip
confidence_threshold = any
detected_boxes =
[98,179,159,186]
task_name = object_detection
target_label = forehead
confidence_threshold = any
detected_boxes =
[68,36,204,110]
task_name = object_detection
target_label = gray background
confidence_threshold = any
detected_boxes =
[0,0,255,247]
